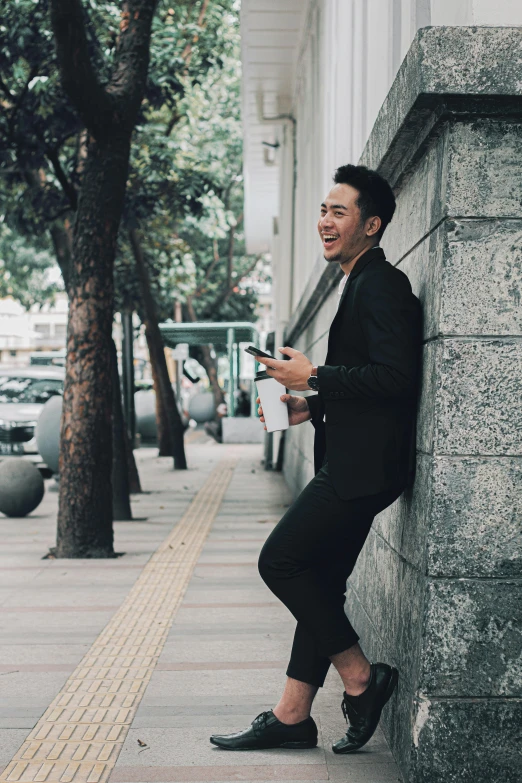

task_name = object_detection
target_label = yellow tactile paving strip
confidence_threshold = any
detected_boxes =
[1,457,237,783]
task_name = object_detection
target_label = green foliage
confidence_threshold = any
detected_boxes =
[0,0,270,334]
[117,0,270,326]
[0,220,61,308]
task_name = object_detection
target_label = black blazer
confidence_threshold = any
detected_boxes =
[306,247,422,500]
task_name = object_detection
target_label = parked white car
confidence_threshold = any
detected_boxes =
[0,367,64,465]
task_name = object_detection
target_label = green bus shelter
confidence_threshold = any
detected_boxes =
[158,321,261,417]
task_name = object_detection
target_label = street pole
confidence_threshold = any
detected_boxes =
[121,311,136,444]
[227,327,235,416]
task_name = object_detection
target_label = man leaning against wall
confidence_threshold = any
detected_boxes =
[210,165,422,754]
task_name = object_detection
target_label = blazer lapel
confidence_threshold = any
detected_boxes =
[335,246,385,313]
[326,247,385,364]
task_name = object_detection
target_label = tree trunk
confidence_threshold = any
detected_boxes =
[56,137,131,556]
[198,344,225,410]
[50,0,157,556]
[144,329,172,456]
[49,219,73,289]
[110,338,133,520]
[125,424,142,494]
[129,228,187,469]
[185,298,224,410]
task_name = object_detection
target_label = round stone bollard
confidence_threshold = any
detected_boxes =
[35,394,62,475]
[188,392,215,423]
[0,459,45,517]
[135,389,157,441]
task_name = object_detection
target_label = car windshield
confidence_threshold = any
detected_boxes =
[0,376,63,404]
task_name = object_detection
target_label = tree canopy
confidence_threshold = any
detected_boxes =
[0,0,266,327]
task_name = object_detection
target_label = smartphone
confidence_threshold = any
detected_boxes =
[244,345,272,358]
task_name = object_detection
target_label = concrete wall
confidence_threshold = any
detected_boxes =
[268,0,522,335]
[283,26,522,783]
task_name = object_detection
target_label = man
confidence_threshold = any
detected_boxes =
[210,164,422,753]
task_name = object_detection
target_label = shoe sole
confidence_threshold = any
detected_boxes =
[210,739,317,751]
[332,667,399,755]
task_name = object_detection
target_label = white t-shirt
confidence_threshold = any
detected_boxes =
[338,273,350,301]
[337,245,379,301]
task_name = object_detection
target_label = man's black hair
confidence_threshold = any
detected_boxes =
[333,164,396,239]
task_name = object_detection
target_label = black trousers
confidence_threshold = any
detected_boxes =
[258,463,402,688]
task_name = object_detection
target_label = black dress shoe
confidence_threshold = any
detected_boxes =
[210,710,318,750]
[332,662,398,754]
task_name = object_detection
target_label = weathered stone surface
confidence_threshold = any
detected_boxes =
[447,121,522,219]
[441,218,522,335]
[349,532,425,694]
[372,454,432,571]
[411,698,522,783]
[436,338,522,455]
[421,579,522,697]
[361,26,522,182]
[397,227,443,342]
[428,457,522,577]
[400,217,522,340]
[382,126,449,262]
[416,340,439,455]
[281,25,522,783]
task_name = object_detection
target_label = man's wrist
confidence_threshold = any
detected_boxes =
[307,366,320,391]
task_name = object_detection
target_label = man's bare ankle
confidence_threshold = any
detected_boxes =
[273,705,310,725]
[343,667,371,697]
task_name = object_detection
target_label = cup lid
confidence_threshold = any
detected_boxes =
[255,370,271,382]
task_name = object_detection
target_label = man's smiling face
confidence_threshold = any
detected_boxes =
[317,183,369,264]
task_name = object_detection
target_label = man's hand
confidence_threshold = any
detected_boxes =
[257,395,311,429]
[256,347,313,391]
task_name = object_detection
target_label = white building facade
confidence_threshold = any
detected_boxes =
[242,0,522,343]
[241,3,522,782]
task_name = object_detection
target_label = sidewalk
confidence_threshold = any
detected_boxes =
[0,438,401,783]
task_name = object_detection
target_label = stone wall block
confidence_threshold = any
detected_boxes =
[411,698,522,783]
[416,340,439,455]
[382,126,450,263]
[372,453,432,571]
[420,579,522,697]
[398,227,443,341]
[436,338,522,455]
[428,457,522,577]
[447,121,522,218]
[441,219,522,335]
[349,533,425,693]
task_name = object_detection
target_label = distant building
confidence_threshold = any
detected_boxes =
[0,293,68,365]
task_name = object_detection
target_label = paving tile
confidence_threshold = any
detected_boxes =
[0,442,400,783]
[158,637,291,664]
[111,765,329,781]
[0,730,27,766]
[0,645,90,665]
[117,728,326,767]
[143,669,288,701]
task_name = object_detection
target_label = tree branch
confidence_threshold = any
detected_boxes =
[49,0,112,136]
[46,148,78,210]
[199,255,259,320]
[106,0,159,113]
[49,0,158,138]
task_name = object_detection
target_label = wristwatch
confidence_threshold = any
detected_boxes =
[307,366,319,391]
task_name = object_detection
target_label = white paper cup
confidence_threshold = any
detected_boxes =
[255,371,289,433]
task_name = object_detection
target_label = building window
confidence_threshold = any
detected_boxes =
[34,324,51,338]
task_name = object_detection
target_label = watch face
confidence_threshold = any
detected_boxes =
[308,375,319,391]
